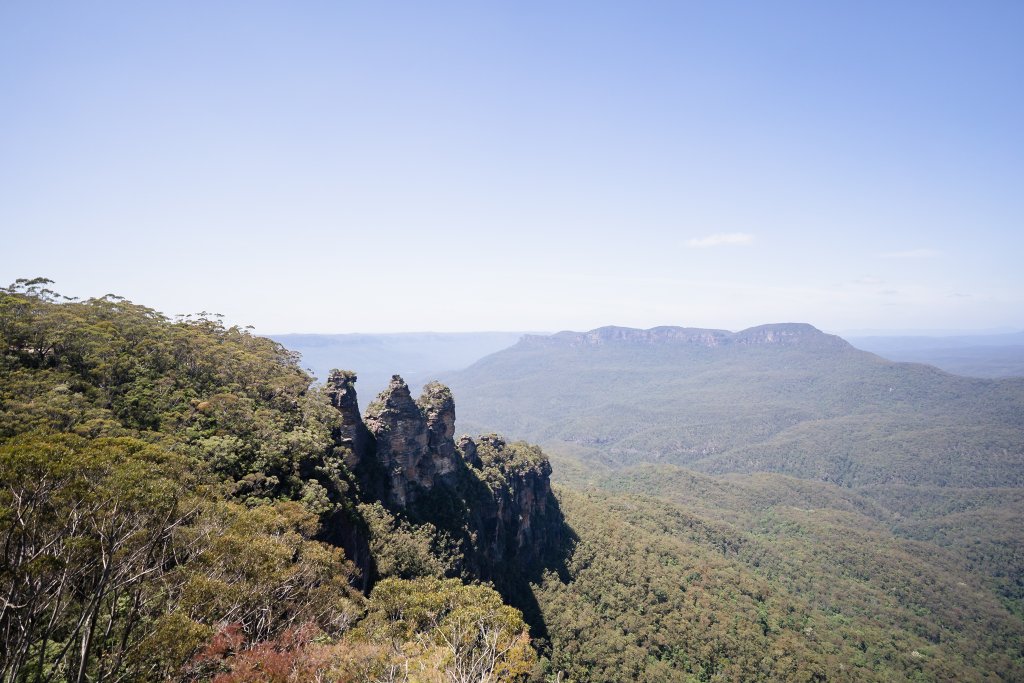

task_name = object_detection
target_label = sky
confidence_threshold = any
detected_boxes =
[1,1,1022,335]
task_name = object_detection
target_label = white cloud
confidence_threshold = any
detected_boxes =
[877,248,940,259]
[685,232,755,248]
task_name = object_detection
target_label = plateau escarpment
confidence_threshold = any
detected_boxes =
[446,323,1024,487]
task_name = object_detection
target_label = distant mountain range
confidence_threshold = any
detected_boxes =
[847,331,1024,377]
[438,322,1024,644]
[270,328,1024,395]
[442,323,1024,488]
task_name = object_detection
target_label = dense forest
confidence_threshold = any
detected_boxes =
[444,324,1024,680]
[444,325,1024,487]
[0,280,540,682]
[2,281,1022,681]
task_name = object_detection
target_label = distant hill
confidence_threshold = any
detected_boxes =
[268,331,526,398]
[442,323,1024,659]
[848,331,1024,378]
[444,323,1024,488]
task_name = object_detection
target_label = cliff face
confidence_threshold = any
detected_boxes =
[458,434,561,576]
[327,371,564,587]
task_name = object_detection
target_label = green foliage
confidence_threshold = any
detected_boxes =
[359,502,456,580]
[474,435,551,491]
[357,577,536,682]
[0,281,344,507]
[0,432,363,682]
[0,283,540,682]
[188,578,537,683]
[0,433,189,682]
[539,486,1024,682]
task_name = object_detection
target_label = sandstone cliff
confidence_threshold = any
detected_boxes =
[460,434,561,577]
[325,370,566,591]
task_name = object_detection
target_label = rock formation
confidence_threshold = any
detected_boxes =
[463,435,561,576]
[324,370,373,472]
[457,434,482,468]
[361,375,462,507]
[324,371,565,591]
[418,381,459,479]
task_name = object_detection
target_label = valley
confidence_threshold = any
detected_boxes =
[2,288,1021,681]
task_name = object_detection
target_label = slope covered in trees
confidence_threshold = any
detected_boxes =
[538,487,1023,681]
[442,323,1024,680]
[0,280,542,682]
[444,324,1024,486]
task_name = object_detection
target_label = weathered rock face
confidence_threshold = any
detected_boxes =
[417,381,459,481]
[465,435,561,577]
[320,370,376,588]
[362,375,429,507]
[520,323,849,349]
[360,375,462,507]
[324,370,373,472]
[324,373,566,593]
[733,323,847,347]
[457,435,481,468]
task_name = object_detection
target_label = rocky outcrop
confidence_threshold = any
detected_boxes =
[418,381,459,480]
[733,323,847,347]
[324,373,566,594]
[361,376,424,506]
[324,370,373,472]
[458,435,482,468]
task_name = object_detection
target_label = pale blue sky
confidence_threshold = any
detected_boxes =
[2,1,1021,333]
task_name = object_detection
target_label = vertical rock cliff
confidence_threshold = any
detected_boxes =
[418,381,459,481]
[458,434,562,577]
[324,370,373,472]
[361,375,462,507]
[325,370,567,597]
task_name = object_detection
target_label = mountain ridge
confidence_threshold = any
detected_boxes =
[523,322,850,349]
[444,321,1024,487]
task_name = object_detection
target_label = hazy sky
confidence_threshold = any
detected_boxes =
[2,1,1022,334]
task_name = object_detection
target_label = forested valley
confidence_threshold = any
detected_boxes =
[1,281,1022,682]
